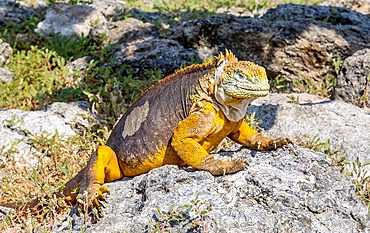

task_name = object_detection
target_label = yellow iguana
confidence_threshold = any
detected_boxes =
[30,50,290,218]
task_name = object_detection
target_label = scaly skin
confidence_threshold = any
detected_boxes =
[47,50,290,219]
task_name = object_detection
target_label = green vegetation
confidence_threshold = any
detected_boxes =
[148,192,210,233]
[350,158,370,213]
[126,0,323,16]
[0,13,161,125]
[268,57,340,98]
[355,73,370,108]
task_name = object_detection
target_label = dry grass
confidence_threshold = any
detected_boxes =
[0,120,110,231]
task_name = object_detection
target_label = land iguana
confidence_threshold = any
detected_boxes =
[31,50,291,217]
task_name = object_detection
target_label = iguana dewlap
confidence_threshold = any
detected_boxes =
[62,50,290,217]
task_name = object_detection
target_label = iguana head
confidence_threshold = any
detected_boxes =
[208,50,270,122]
[214,50,270,99]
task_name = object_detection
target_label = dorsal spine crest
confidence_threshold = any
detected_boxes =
[214,49,238,65]
[152,50,238,90]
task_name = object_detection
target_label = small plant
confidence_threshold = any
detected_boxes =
[345,158,370,213]
[354,73,369,108]
[287,95,300,104]
[149,192,211,233]
[269,75,292,93]
[212,137,235,153]
[332,57,342,75]
[244,111,262,131]
[292,75,336,98]
[270,57,340,98]
[80,64,162,127]
[151,204,184,232]
[0,15,41,50]
[244,0,268,17]
[303,135,337,157]
[187,192,210,232]
[67,0,92,5]
[76,190,91,229]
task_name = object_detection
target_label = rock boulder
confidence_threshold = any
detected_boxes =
[55,145,370,232]
[332,48,370,108]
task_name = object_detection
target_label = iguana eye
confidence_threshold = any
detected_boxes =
[235,71,248,81]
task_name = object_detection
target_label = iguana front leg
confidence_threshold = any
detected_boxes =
[62,145,123,218]
[228,121,291,150]
[171,101,247,176]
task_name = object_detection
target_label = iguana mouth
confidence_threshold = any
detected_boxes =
[225,89,269,98]
[224,83,270,98]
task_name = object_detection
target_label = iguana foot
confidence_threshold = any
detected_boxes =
[62,145,123,222]
[247,133,291,150]
[76,184,110,221]
[196,155,248,176]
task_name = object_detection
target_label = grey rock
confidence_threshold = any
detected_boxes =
[37,101,93,132]
[35,3,107,37]
[332,48,370,108]
[215,6,254,17]
[167,4,370,81]
[320,0,370,14]
[0,39,13,65]
[0,0,39,25]
[66,56,95,74]
[108,18,163,45]
[55,145,370,232]
[89,20,109,40]
[0,101,93,169]
[128,8,175,27]
[248,93,370,171]
[0,67,13,83]
[215,6,267,18]
[0,205,13,222]
[32,4,369,81]
[16,0,48,8]
[113,39,201,77]
[89,0,129,20]
[65,56,95,84]
[168,15,273,63]
[252,93,328,105]
[261,3,370,27]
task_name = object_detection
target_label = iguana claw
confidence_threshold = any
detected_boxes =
[76,184,110,220]
[248,133,291,150]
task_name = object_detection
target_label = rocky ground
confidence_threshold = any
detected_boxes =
[56,145,370,232]
[1,0,370,232]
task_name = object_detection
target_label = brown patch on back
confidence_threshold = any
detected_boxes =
[122,101,150,139]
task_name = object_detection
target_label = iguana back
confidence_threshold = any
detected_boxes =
[107,64,214,175]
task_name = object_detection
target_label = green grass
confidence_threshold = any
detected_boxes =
[0,15,161,126]
[268,57,340,98]
[126,0,323,13]
[1,46,70,110]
